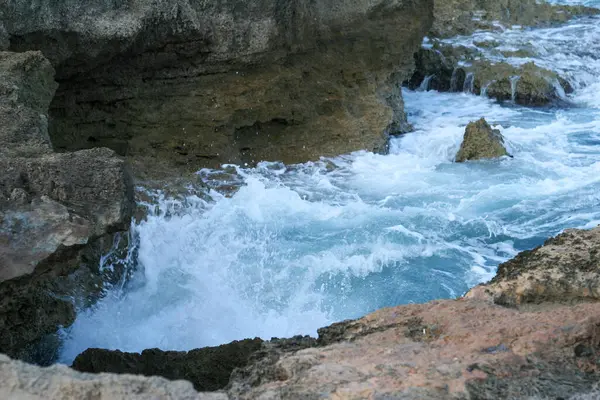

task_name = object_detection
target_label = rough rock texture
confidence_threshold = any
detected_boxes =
[0,50,134,362]
[5,226,600,398]
[1,0,434,178]
[455,118,509,162]
[72,339,264,392]
[408,42,571,107]
[0,354,226,400]
[430,0,600,38]
[467,226,600,307]
[228,300,600,399]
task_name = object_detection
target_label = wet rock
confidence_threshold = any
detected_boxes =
[470,61,568,106]
[72,339,264,392]
[455,118,509,162]
[1,0,434,178]
[466,226,600,307]
[430,0,600,38]
[0,50,134,362]
[0,353,225,400]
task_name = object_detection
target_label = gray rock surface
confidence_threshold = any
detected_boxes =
[0,353,226,400]
[2,0,434,178]
[0,50,133,362]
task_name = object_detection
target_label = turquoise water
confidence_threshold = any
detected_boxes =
[59,7,600,362]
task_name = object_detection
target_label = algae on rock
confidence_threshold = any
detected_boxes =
[455,118,509,162]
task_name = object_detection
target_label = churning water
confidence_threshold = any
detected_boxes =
[58,4,600,363]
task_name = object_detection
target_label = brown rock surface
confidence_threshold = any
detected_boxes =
[430,0,600,38]
[455,118,509,162]
[466,226,600,307]
[0,50,134,362]
[2,0,434,178]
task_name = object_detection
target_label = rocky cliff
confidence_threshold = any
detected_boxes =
[1,0,433,179]
[0,50,134,363]
[42,226,599,399]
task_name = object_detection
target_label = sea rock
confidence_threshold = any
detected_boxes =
[430,0,600,38]
[0,50,134,362]
[470,61,567,106]
[10,224,600,398]
[72,339,265,392]
[466,226,600,307]
[455,118,509,162]
[408,45,571,106]
[0,353,225,400]
[1,0,434,178]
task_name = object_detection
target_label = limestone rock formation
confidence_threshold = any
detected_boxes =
[430,0,600,38]
[466,226,600,307]
[0,51,134,362]
[455,118,509,162]
[5,225,600,398]
[72,339,265,392]
[408,42,571,107]
[1,0,434,178]
[0,354,225,400]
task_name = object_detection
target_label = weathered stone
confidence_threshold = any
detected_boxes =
[0,50,134,362]
[72,339,264,392]
[455,118,509,162]
[1,0,434,178]
[430,0,600,38]
[466,226,600,307]
[0,353,226,400]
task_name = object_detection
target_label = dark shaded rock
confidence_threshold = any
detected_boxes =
[2,0,434,178]
[72,338,264,392]
[0,50,134,362]
[455,118,509,162]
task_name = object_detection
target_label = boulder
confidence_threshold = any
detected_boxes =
[0,50,134,362]
[466,226,600,307]
[455,118,509,162]
[1,0,434,178]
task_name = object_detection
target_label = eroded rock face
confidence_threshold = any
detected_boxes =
[1,0,434,178]
[455,118,509,162]
[466,226,600,307]
[408,43,571,107]
[0,50,134,362]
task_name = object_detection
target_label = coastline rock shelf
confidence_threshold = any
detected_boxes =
[1,0,600,398]
[2,0,433,179]
[3,226,600,398]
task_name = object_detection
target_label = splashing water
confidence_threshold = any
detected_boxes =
[58,4,600,363]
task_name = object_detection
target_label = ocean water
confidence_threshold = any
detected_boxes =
[58,4,600,363]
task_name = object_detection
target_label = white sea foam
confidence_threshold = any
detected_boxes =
[58,3,600,363]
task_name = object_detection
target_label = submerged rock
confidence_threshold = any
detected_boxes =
[0,51,134,362]
[455,118,509,162]
[1,0,434,178]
